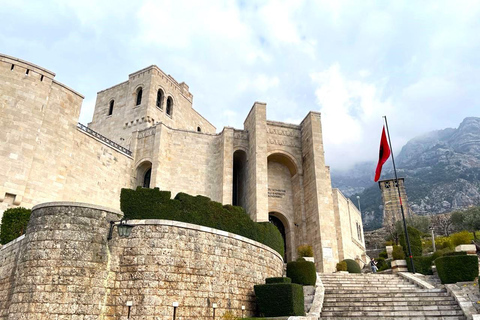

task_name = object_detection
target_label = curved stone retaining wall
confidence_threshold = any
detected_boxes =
[0,203,283,320]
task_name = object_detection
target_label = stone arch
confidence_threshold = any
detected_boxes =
[166,96,174,116]
[267,151,300,177]
[135,87,143,106]
[136,160,152,188]
[232,149,247,209]
[269,211,292,262]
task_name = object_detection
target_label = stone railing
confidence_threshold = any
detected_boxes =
[77,123,132,156]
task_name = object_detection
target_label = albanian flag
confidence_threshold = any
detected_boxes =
[374,126,391,182]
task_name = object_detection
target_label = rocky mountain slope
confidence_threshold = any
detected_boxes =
[331,117,480,230]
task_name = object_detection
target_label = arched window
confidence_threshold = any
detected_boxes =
[197,127,201,132]
[136,87,143,106]
[108,100,114,116]
[166,97,173,116]
[156,89,163,109]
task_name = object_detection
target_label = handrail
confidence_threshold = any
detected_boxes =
[76,123,132,156]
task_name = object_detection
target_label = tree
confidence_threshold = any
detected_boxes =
[0,207,31,244]
[431,213,453,236]
[450,206,480,240]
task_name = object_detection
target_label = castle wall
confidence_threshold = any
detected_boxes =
[1,202,282,320]
[0,236,24,319]
[332,189,366,266]
[107,220,283,320]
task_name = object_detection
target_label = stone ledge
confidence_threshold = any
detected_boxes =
[398,272,435,289]
[445,283,477,320]
[32,201,123,216]
[0,234,25,251]
[127,219,284,262]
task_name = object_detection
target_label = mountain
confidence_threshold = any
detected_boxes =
[331,117,480,230]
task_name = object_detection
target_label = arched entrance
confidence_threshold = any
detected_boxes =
[232,150,247,209]
[269,212,288,262]
[136,161,152,188]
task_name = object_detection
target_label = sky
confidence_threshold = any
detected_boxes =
[2,0,479,170]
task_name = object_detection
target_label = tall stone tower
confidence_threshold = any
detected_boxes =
[378,178,411,227]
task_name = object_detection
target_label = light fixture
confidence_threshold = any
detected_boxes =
[172,302,179,320]
[108,219,134,240]
[212,303,217,320]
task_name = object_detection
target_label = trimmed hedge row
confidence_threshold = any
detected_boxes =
[266,277,291,284]
[254,283,305,317]
[0,207,31,244]
[120,187,284,256]
[399,226,422,257]
[343,259,361,273]
[406,256,434,275]
[286,260,316,285]
[435,255,479,284]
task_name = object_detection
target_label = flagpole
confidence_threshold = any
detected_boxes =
[383,116,416,274]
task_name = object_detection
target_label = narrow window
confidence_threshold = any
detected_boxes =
[136,87,143,106]
[25,69,29,75]
[197,127,201,132]
[108,100,114,116]
[156,89,163,109]
[10,64,14,71]
[40,75,44,81]
[166,96,173,116]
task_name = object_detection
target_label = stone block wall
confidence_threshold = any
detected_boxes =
[0,202,283,319]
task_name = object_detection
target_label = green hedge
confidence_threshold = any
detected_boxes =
[265,277,291,284]
[120,188,285,256]
[399,226,423,257]
[378,259,391,272]
[343,259,361,273]
[392,245,405,260]
[0,207,31,244]
[286,260,316,285]
[435,255,479,284]
[254,283,305,317]
[407,256,434,275]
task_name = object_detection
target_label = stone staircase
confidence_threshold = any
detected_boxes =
[304,285,315,313]
[319,273,466,320]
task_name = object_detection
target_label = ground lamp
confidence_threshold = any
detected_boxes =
[172,302,179,320]
[107,219,134,240]
[241,305,245,318]
[212,303,217,319]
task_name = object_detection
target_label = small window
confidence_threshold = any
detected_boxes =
[40,75,44,81]
[166,96,173,116]
[10,64,14,71]
[136,87,143,106]
[25,69,29,75]
[108,100,114,116]
[197,127,201,132]
[156,89,163,109]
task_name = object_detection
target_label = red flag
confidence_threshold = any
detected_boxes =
[374,126,391,182]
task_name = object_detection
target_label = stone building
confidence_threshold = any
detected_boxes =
[0,53,366,273]
[378,178,412,228]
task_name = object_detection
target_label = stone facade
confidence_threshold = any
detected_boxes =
[0,54,366,273]
[0,203,283,320]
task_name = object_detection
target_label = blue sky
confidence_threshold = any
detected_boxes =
[2,0,479,170]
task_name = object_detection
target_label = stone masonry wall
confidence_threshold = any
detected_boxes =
[106,220,283,320]
[0,203,282,319]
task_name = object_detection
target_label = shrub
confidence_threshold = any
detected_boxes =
[435,255,479,284]
[407,256,434,275]
[450,231,472,246]
[297,244,314,257]
[431,248,453,261]
[0,207,31,244]
[286,260,317,285]
[120,188,284,256]
[221,311,237,320]
[435,237,454,250]
[336,261,347,272]
[399,226,422,257]
[254,283,305,317]
[378,260,391,272]
[378,251,388,259]
[343,259,361,273]
[443,251,467,257]
[296,257,306,262]
[266,277,291,284]
[376,257,386,270]
[392,245,405,260]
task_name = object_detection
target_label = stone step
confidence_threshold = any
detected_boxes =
[324,290,450,297]
[323,300,458,307]
[320,316,466,320]
[322,305,461,312]
[323,285,419,290]
[320,310,465,317]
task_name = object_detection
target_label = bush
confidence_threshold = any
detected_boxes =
[435,237,454,250]
[375,257,386,270]
[407,256,434,275]
[286,260,317,285]
[451,231,472,246]
[378,251,388,259]
[266,277,291,284]
[336,261,347,272]
[254,283,305,317]
[343,259,361,273]
[435,255,479,284]
[0,207,31,244]
[120,188,284,256]
[399,226,422,257]
[297,244,314,258]
[443,251,467,257]
[378,260,391,272]
[392,245,405,260]
[221,311,237,320]
[431,248,453,261]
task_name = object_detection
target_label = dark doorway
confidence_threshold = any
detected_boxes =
[269,214,287,262]
[232,150,247,208]
[143,168,151,188]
